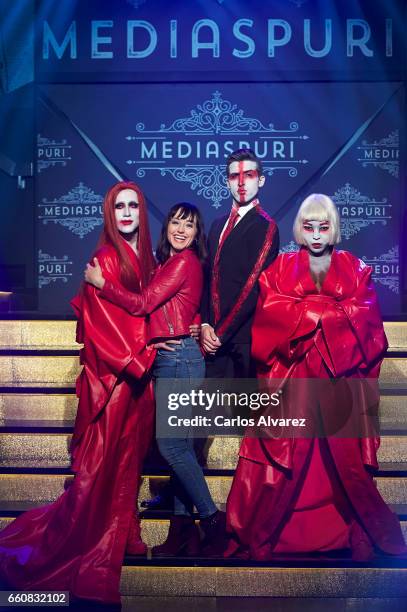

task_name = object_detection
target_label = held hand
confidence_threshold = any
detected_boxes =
[189,323,201,339]
[152,340,182,352]
[200,325,221,355]
[84,257,105,289]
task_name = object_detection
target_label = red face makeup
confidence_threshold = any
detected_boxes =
[114,189,140,235]
[301,219,331,255]
[227,160,263,205]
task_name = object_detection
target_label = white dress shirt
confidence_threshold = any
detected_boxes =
[219,201,256,243]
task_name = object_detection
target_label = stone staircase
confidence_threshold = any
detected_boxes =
[0,321,407,605]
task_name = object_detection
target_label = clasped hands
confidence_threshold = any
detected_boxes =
[200,324,221,355]
[156,324,221,355]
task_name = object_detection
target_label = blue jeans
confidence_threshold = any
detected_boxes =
[153,337,217,519]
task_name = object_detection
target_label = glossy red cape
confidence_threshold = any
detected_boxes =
[0,242,155,604]
[71,243,155,456]
[226,248,406,559]
[243,247,386,470]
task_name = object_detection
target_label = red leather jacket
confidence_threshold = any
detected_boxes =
[100,249,203,343]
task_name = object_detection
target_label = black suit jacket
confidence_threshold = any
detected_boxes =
[201,206,279,344]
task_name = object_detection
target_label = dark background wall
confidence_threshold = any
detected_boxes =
[0,0,35,309]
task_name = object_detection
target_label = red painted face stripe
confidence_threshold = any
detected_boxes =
[238,160,245,203]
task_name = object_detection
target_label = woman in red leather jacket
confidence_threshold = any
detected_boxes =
[85,202,226,557]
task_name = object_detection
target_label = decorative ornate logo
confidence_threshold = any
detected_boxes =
[357,130,399,178]
[126,91,309,208]
[38,250,73,288]
[38,182,103,238]
[37,135,72,173]
[280,241,299,253]
[331,183,391,240]
[361,246,399,294]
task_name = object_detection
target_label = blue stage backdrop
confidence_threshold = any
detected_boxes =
[33,0,406,317]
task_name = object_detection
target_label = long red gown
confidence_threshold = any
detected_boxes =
[226,247,406,560]
[0,242,155,604]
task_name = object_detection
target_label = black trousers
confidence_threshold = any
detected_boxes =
[205,341,256,379]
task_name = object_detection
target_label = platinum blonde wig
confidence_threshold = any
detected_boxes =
[293,193,341,246]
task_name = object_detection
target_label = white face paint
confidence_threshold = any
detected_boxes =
[114,189,139,234]
[301,219,332,255]
[227,160,265,206]
[167,211,198,254]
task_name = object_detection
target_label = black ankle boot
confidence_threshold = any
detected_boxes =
[200,510,227,557]
[152,515,200,557]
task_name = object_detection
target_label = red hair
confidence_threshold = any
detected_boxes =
[98,181,155,290]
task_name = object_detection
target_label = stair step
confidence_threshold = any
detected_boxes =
[0,394,77,422]
[0,389,407,435]
[0,321,405,351]
[1,474,407,506]
[382,359,407,386]
[0,517,170,547]
[0,321,78,350]
[119,597,407,611]
[0,393,405,425]
[0,515,406,555]
[118,566,407,597]
[1,500,407,518]
[1,434,407,470]
[379,396,407,429]
[0,356,406,388]
[0,356,78,386]
[0,421,73,432]
[384,322,407,352]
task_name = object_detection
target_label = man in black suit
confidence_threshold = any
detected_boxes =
[201,148,279,377]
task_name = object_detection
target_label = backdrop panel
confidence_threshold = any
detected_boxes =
[36,81,404,316]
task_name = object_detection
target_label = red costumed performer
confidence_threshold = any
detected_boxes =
[0,181,156,605]
[225,194,407,562]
